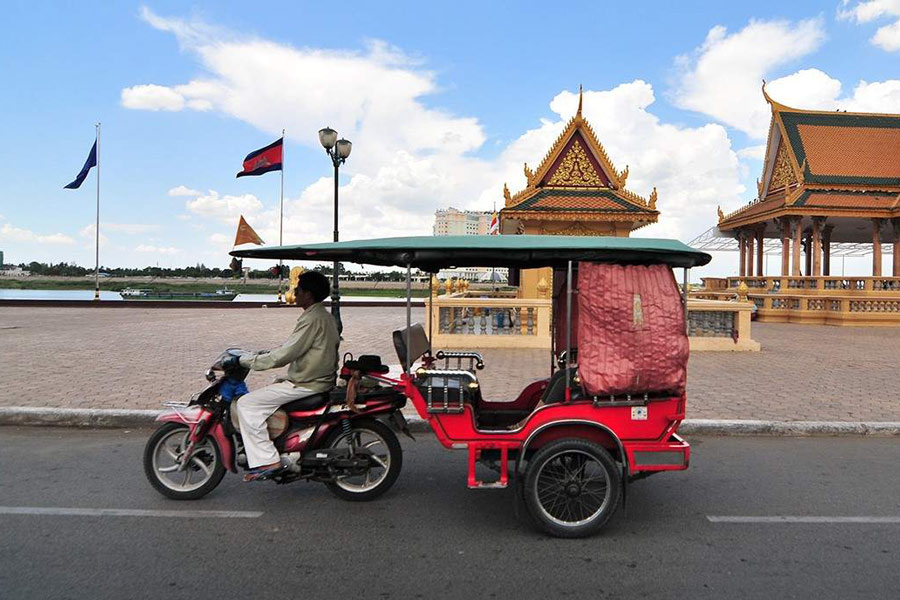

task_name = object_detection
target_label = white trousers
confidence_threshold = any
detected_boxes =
[234,381,316,468]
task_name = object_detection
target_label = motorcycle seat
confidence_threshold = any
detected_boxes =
[282,392,330,412]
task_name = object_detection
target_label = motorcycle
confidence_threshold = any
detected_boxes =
[143,349,411,501]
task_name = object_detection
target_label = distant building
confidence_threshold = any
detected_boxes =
[433,207,492,236]
[0,250,3,267]
[0,266,29,277]
[433,209,506,282]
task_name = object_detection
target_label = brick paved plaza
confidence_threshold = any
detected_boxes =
[1,305,897,421]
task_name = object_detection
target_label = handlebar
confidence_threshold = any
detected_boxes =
[435,350,485,370]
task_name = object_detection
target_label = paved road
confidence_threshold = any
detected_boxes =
[1,427,898,599]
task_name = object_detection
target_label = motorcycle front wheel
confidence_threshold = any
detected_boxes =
[144,422,226,500]
[323,418,402,502]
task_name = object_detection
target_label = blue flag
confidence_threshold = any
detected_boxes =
[64,140,97,189]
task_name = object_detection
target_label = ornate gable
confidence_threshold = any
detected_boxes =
[543,134,610,187]
[501,86,658,228]
[766,138,798,196]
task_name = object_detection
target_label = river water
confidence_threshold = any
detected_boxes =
[0,290,407,303]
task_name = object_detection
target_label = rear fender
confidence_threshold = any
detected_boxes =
[521,421,626,467]
[156,407,236,473]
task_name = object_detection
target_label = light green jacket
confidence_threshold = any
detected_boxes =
[239,302,339,393]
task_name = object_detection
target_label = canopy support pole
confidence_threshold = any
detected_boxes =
[565,260,573,403]
[683,268,690,334]
[405,264,412,374]
[427,273,433,356]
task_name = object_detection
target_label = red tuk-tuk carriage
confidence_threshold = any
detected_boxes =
[231,235,710,537]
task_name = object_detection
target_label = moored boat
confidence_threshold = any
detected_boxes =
[119,287,237,301]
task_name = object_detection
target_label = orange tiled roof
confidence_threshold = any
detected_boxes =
[780,112,900,185]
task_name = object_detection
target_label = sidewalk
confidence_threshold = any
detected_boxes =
[1,305,899,422]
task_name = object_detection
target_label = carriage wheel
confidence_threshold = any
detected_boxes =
[523,438,621,538]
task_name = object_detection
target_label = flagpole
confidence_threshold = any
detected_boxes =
[278,129,285,303]
[94,122,101,301]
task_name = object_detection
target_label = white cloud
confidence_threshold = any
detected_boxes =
[764,68,900,113]
[737,145,767,160]
[186,190,264,224]
[0,223,75,245]
[126,8,485,167]
[168,185,202,197]
[506,82,745,241]
[671,18,826,136]
[136,244,180,255]
[839,1,900,51]
[129,10,745,248]
[78,224,109,247]
[121,84,187,111]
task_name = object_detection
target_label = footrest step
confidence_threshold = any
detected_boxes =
[468,481,508,489]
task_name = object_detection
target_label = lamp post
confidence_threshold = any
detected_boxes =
[318,126,352,334]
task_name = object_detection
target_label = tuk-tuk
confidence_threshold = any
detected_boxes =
[233,235,710,537]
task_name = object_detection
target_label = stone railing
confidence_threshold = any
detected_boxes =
[428,294,759,351]
[698,276,900,326]
[750,293,900,325]
[722,276,900,294]
[687,299,759,351]
[427,295,552,349]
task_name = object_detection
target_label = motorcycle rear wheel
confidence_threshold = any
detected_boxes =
[323,418,402,502]
[144,422,226,500]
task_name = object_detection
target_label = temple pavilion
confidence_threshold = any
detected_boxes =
[500,88,659,297]
[716,86,900,278]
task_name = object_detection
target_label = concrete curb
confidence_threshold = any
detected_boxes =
[2,407,900,436]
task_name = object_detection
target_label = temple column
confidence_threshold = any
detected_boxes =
[892,219,900,277]
[803,234,812,276]
[746,232,755,277]
[756,226,765,276]
[872,219,883,277]
[823,225,833,276]
[792,218,802,277]
[812,217,825,277]
[779,218,791,276]
[738,231,746,277]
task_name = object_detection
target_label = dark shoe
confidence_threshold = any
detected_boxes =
[243,463,285,482]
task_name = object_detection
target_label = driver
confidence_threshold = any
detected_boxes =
[226,270,339,481]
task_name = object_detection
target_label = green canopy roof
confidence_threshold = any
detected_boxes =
[231,235,711,270]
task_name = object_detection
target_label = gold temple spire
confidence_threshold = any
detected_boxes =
[576,84,583,117]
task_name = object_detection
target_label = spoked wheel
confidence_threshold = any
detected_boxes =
[144,422,226,500]
[323,418,402,502]
[523,438,622,538]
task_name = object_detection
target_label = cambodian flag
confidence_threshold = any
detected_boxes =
[64,140,97,189]
[236,137,283,178]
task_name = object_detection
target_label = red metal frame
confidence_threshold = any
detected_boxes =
[367,371,690,488]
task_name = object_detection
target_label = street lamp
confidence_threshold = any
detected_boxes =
[318,126,352,334]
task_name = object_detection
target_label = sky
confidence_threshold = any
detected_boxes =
[2,0,900,277]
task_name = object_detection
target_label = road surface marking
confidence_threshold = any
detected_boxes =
[0,506,263,519]
[708,516,900,523]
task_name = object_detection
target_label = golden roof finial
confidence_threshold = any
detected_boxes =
[649,187,657,210]
[717,205,725,222]
[576,84,583,117]
[524,162,534,184]
[761,79,772,104]
[503,182,511,202]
